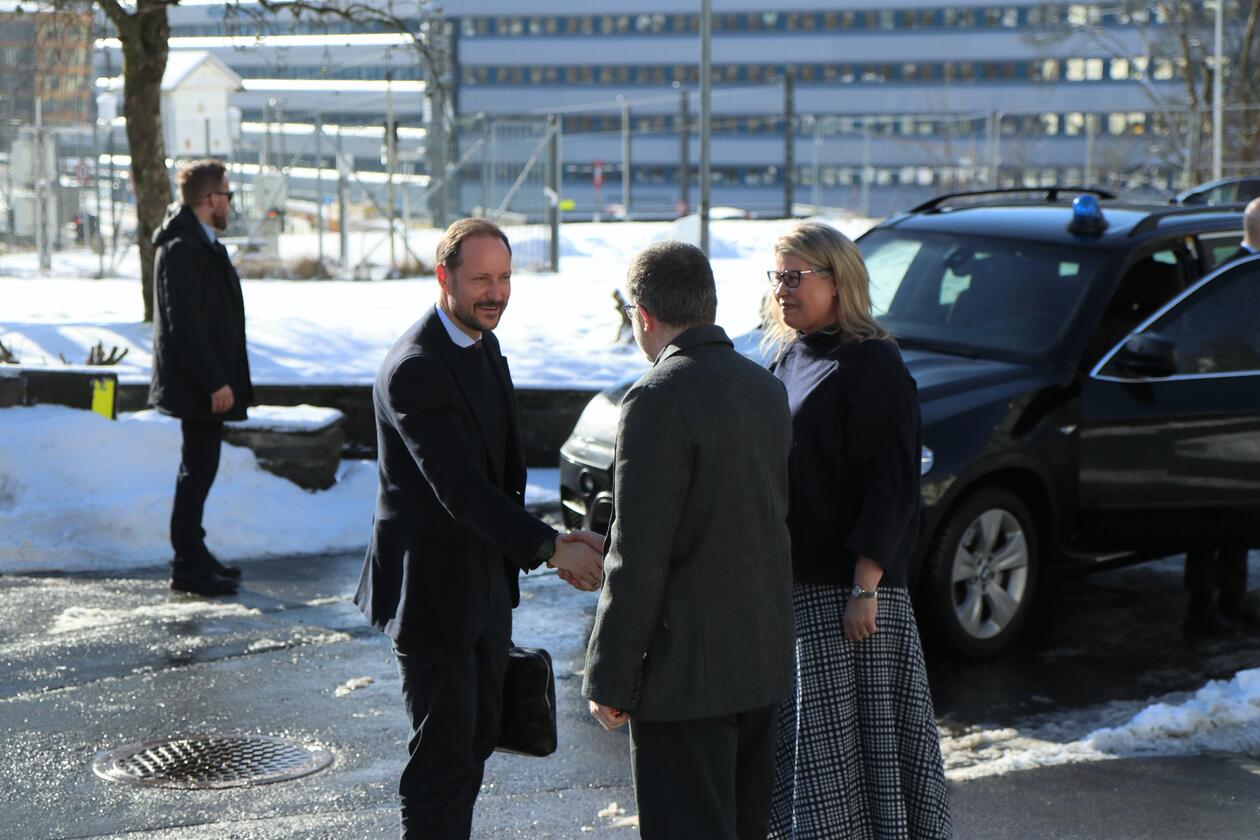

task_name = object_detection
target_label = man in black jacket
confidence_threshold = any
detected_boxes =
[149,160,254,597]
[354,218,603,839]
[1184,196,1260,638]
[582,242,795,839]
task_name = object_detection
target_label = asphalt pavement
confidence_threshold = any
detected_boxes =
[1,536,1258,839]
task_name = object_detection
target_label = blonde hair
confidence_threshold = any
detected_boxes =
[761,222,888,357]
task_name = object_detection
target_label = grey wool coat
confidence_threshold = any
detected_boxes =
[582,324,796,721]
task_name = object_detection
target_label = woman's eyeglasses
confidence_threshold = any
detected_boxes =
[766,269,827,288]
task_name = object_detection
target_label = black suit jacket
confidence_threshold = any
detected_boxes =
[148,204,254,422]
[354,306,555,656]
[1223,245,1256,267]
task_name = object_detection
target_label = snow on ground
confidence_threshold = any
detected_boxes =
[0,217,873,390]
[942,667,1260,781]
[0,405,376,572]
[0,404,558,575]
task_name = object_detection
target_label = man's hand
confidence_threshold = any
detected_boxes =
[554,531,605,588]
[561,529,606,553]
[548,535,603,591]
[588,700,629,730]
[210,385,235,414]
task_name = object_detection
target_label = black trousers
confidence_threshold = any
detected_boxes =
[393,563,511,840]
[170,419,223,558]
[1185,547,1249,607]
[629,704,778,840]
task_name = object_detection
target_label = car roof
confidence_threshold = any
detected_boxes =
[875,201,1243,249]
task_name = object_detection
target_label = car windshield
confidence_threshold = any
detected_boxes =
[859,229,1101,358]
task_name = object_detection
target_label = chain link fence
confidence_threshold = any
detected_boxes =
[1,101,1254,273]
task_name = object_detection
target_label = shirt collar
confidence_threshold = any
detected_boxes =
[436,304,480,348]
[199,219,217,244]
[1242,242,1258,255]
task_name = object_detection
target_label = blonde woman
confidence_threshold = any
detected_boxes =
[764,222,951,839]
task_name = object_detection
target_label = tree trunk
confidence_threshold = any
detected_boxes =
[116,4,171,323]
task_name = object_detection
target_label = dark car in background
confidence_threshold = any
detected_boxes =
[560,189,1260,657]
[1175,175,1260,207]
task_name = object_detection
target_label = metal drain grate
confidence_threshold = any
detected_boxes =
[92,735,333,789]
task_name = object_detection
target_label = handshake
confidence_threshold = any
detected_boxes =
[547,530,606,591]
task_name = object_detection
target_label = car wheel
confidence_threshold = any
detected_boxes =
[925,486,1039,657]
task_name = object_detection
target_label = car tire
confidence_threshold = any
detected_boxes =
[924,486,1039,658]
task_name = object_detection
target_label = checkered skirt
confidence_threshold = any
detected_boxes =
[768,584,952,839]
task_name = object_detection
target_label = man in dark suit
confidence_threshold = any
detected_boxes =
[581,241,795,839]
[149,159,253,597]
[355,218,603,839]
[1184,196,1260,639]
[1220,196,1260,266]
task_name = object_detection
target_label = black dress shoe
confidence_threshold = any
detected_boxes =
[1183,609,1237,641]
[199,548,242,580]
[1221,595,1260,631]
[171,558,238,597]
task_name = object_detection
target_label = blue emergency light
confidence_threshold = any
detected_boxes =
[1068,194,1108,235]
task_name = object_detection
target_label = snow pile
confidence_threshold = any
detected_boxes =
[0,405,376,572]
[0,405,563,574]
[226,404,343,432]
[1087,668,1260,756]
[944,667,1260,781]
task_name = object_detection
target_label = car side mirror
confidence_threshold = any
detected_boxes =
[1112,333,1177,379]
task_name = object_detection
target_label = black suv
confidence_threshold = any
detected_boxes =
[559,189,1260,656]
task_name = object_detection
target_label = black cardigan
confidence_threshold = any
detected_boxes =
[772,332,921,588]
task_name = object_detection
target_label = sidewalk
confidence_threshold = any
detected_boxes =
[1,550,1257,839]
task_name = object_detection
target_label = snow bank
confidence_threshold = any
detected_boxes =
[226,404,343,432]
[0,405,563,574]
[0,405,376,572]
[944,667,1260,781]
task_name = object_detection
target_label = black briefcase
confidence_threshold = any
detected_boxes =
[496,646,557,757]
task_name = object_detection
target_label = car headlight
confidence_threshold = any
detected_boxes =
[571,393,622,443]
[920,446,935,476]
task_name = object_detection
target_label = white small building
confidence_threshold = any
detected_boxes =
[159,51,242,159]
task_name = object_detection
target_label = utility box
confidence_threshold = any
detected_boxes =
[10,190,58,240]
[161,51,243,159]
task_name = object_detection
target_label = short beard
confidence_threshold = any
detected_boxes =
[453,306,486,334]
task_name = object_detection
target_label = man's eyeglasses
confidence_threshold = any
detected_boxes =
[766,269,827,288]
[618,304,638,318]
[211,190,234,202]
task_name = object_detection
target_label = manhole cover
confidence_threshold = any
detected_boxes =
[92,735,333,789]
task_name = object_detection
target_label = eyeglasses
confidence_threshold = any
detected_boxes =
[211,190,234,202]
[618,304,638,318]
[766,269,828,288]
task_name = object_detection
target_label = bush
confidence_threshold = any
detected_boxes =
[386,254,434,279]
[287,256,333,279]
[236,255,333,280]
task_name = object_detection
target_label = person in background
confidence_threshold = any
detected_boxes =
[1184,196,1260,640]
[763,222,952,839]
[149,159,253,597]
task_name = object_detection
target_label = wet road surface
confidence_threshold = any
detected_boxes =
[1,544,1257,838]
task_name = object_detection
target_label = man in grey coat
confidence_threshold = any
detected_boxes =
[581,241,795,839]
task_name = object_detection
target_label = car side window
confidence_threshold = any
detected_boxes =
[1237,181,1260,203]
[1094,247,1188,354]
[1131,259,1260,375]
[1199,233,1245,272]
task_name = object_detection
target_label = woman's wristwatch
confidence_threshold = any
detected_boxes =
[850,584,878,600]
